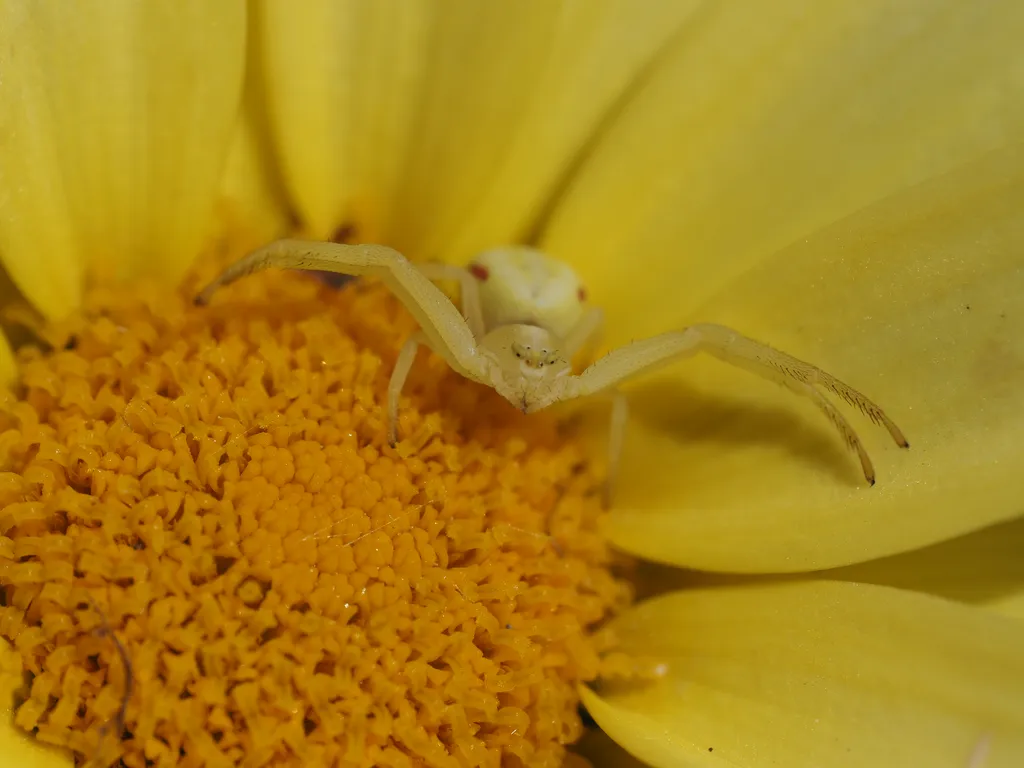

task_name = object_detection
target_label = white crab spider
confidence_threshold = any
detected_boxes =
[196,239,908,499]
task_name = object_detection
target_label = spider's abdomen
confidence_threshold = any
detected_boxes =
[469,246,586,339]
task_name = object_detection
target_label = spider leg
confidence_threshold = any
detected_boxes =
[195,239,486,382]
[388,332,425,447]
[562,307,605,361]
[778,377,876,484]
[415,263,486,339]
[567,323,907,484]
[605,389,629,506]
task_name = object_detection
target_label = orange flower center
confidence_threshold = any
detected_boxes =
[0,265,629,767]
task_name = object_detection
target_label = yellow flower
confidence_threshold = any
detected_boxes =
[1,2,1023,767]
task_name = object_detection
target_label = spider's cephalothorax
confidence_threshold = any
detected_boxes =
[196,240,908,501]
[465,247,594,414]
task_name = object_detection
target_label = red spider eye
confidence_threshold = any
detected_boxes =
[577,286,588,302]
[469,263,489,281]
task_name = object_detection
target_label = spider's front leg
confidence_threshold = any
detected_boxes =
[194,240,495,447]
[387,332,425,447]
[566,323,908,486]
[414,263,486,341]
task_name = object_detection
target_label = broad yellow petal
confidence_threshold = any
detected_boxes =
[827,518,1024,623]
[583,581,1024,768]
[598,143,1024,573]
[214,14,292,257]
[215,115,292,260]
[986,593,1024,624]
[0,1,245,316]
[543,0,1024,336]
[255,0,699,254]
[254,0,431,242]
[0,639,71,767]
[392,0,701,260]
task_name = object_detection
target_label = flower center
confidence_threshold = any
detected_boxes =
[0,264,629,767]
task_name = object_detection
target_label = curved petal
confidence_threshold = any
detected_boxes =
[255,0,700,256]
[0,640,72,767]
[0,0,246,317]
[826,517,1024,622]
[986,593,1024,624]
[543,0,1024,338]
[214,114,293,260]
[214,13,292,258]
[583,581,1024,768]
[254,0,431,241]
[596,143,1024,573]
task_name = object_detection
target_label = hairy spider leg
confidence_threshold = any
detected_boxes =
[561,306,605,361]
[415,263,486,340]
[195,239,485,382]
[388,331,426,447]
[377,265,482,447]
[605,391,630,505]
[566,322,908,485]
[557,307,629,501]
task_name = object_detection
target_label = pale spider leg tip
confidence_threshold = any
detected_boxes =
[862,457,877,486]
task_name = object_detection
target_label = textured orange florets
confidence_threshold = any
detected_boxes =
[0,265,630,767]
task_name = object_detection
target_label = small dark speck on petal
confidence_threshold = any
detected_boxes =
[64,335,79,350]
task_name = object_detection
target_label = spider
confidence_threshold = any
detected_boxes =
[195,239,908,500]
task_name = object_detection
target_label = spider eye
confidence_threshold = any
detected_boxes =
[469,263,489,281]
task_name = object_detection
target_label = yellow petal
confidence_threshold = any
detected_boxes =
[543,0,1024,336]
[583,581,1024,768]
[0,1,245,316]
[596,143,1024,572]
[828,517,1024,623]
[214,15,292,257]
[255,0,700,255]
[0,639,72,767]
[985,593,1024,624]
[214,115,292,259]
[254,0,431,241]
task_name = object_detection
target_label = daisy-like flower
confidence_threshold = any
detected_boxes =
[1,2,1023,767]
